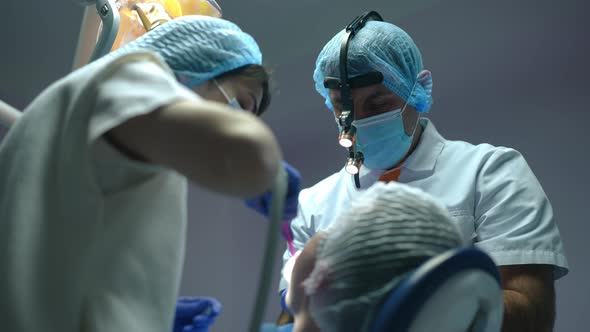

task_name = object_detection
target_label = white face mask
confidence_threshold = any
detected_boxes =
[213,79,242,110]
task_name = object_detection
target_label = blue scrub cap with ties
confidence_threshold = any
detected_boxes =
[314,21,433,113]
[108,15,262,88]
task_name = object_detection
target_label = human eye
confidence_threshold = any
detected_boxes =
[366,101,393,116]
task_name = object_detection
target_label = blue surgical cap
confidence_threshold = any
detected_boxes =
[107,15,262,88]
[314,21,433,113]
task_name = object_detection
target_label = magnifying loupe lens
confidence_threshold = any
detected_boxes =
[339,137,353,148]
[345,157,362,174]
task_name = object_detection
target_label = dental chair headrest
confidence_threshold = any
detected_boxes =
[370,247,503,332]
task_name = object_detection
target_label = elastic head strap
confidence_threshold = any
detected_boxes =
[335,11,384,187]
[338,11,384,128]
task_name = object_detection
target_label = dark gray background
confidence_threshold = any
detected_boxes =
[1,0,588,331]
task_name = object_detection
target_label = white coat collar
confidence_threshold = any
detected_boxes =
[402,118,446,172]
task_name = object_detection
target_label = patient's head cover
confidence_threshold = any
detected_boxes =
[302,182,464,332]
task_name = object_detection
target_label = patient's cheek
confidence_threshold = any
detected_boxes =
[289,233,326,313]
[282,250,302,286]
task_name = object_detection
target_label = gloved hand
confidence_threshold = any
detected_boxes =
[245,161,301,221]
[173,297,222,332]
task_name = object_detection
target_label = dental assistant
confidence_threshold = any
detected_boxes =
[0,16,300,332]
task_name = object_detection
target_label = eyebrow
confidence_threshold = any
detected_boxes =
[370,94,396,104]
[332,90,393,106]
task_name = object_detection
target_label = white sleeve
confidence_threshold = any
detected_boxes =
[474,148,568,279]
[88,58,199,143]
[83,57,199,190]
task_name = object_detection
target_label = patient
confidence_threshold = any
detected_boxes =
[277,182,465,332]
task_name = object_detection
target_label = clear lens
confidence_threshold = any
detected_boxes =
[345,155,363,175]
[339,137,353,148]
[345,164,360,175]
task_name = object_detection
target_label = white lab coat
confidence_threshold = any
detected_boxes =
[280,119,568,291]
[0,51,198,332]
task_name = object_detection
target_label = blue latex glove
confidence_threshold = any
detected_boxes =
[245,161,301,221]
[173,297,222,332]
[280,289,292,315]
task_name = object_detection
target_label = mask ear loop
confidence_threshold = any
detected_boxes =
[400,77,421,138]
[213,79,232,102]
[379,78,420,176]
[213,79,243,110]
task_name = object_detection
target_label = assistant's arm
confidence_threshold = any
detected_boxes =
[107,99,281,197]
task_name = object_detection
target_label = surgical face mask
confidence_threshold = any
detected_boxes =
[213,79,242,110]
[352,106,418,170]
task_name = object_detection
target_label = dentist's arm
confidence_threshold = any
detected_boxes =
[500,264,555,332]
[107,99,281,197]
